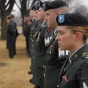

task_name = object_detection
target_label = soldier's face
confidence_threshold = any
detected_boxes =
[37,7,45,22]
[7,19,11,24]
[33,10,37,17]
[7,19,9,23]
[56,26,76,52]
[29,10,34,18]
[35,10,39,20]
[45,10,57,29]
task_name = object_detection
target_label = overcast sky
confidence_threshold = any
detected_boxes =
[13,0,88,10]
[83,0,88,6]
[12,0,88,17]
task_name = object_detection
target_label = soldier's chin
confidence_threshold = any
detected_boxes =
[59,46,65,50]
[48,25,52,29]
[37,18,40,21]
[37,19,39,21]
[47,24,50,28]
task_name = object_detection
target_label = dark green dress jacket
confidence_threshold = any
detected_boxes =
[44,27,70,88]
[59,44,88,88]
[33,22,48,85]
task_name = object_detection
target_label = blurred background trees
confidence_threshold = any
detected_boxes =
[0,0,15,39]
[0,0,37,39]
[64,0,88,16]
[0,0,88,39]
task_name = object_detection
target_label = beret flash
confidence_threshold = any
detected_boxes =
[56,13,88,26]
[30,5,36,10]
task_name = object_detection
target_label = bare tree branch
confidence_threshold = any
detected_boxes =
[15,0,21,10]
[5,1,9,8]
[6,0,15,14]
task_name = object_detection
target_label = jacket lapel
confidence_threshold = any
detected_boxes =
[58,57,69,84]
[63,59,73,74]
[61,45,88,74]
[59,44,88,84]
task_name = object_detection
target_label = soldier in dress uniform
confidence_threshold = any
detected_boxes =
[32,1,48,88]
[28,4,39,83]
[29,5,37,59]
[11,15,19,55]
[28,5,35,75]
[29,3,42,76]
[56,13,88,88]
[42,1,70,88]
[6,16,15,58]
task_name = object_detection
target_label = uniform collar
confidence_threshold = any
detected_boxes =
[59,44,88,80]
[42,20,47,27]
[32,17,36,21]
[69,44,87,61]
[54,26,58,35]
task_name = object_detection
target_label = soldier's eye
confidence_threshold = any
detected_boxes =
[59,32,64,35]
[46,13,49,16]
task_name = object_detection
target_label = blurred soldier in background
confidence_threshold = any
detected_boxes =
[6,16,16,58]
[11,14,19,55]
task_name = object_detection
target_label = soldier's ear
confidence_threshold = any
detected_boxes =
[56,12,60,16]
[75,32,82,41]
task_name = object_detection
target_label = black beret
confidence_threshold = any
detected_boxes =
[42,0,68,11]
[36,1,43,8]
[34,1,42,10]
[30,5,36,10]
[35,4,39,10]
[34,1,44,10]
[56,13,88,26]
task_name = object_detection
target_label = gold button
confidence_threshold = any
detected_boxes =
[45,66,46,69]
[49,51,51,54]
[44,74,45,77]
[57,85,59,88]
[69,59,71,63]
[75,54,77,57]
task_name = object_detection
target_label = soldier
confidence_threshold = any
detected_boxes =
[11,15,19,55]
[28,5,39,83]
[56,13,88,88]
[29,4,38,58]
[42,1,70,88]
[32,1,48,88]
[6,16,15,58]
[29,5,35,58]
